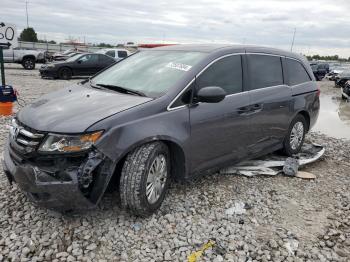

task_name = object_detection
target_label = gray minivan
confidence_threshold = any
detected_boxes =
[2,45,320,216]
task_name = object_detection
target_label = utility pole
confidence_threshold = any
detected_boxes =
[290,27,296,52]
[25,1,29,28]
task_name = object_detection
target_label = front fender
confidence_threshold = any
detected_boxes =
[94,107,191,176]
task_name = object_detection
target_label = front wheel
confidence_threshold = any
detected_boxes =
[120,142,170,217]
[282,115,307,156]
[58,67,72,80]
[22,57,35,70]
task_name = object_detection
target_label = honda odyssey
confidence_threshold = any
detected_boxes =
[2,45,320,216]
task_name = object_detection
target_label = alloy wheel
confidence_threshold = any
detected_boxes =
[290,121,304,150]
[24,60,34,69]
[146,154,167,204]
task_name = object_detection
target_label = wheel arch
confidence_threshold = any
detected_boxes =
[22,55,36,61]
[106,137,187,191]
[296,110,310,131]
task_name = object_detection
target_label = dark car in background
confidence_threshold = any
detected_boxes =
[3,45,320,216]
[39,53,116,79]
[310,62,329,81]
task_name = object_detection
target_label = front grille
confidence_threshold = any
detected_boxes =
[9,119,45,156]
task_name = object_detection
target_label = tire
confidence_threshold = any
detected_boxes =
[58,67,72,80]
[120,142,170,217]
[282,115,307,156]
[22,57,35,70]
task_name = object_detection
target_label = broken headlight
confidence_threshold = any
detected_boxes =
[39,131,103,153]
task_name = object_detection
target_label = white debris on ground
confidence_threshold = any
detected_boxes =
[225,202,246,216]
[284,238,299,256]
[220,144,325,178]
[0,66,350,261]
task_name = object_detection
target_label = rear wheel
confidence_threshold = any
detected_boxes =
[283,115,307,156]
[119,142,170,217]
[58,67,72,80]
[22,57,35,70]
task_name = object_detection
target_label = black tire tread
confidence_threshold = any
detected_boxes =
[22,57,35,70]
[59,67,72,80]
[120,142,166,217]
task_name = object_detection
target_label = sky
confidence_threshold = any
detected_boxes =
[1,0,350,57]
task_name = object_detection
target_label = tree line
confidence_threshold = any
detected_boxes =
[305,54,350,62]
[18,27,116,48]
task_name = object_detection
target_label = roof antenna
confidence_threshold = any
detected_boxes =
[290,28,296,52]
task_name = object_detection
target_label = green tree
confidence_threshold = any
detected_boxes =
[19,27,38,42]
[96,42,114,48]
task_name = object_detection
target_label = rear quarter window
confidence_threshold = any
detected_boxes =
[286,59,311,86]
[106,50,115,57]
[247,54,283,90]
[118,51,128,58]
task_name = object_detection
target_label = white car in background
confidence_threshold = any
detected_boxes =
[96,48,132,61]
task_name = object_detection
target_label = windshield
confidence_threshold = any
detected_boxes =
[91,51,205,97]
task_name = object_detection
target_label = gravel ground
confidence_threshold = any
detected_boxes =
[0,65,349,261]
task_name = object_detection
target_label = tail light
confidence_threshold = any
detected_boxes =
[316,87,321,97]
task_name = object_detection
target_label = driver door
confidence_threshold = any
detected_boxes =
[189,54,252,173]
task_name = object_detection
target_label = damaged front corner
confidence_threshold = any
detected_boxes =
[78,150,105,189]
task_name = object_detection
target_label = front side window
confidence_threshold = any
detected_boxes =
[92,51,205,97]
[286,58,311,85]
[196,55,243,95]
[248,54,283,90]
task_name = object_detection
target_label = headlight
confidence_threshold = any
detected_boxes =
[46,64,55,68]
[39,131,103,153]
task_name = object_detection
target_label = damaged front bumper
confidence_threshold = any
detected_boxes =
[2,139,114,212]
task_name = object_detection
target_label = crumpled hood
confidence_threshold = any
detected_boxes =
[17,84,152,133]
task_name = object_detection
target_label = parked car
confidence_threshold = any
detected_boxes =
[325,65,349,81]
[310,62,329,81]
[341,81,350,99]
[2,45,320,216]
[335,71,350,88]
[96,48,132,61]
[49,49,86,62]
[39,53,116,79]
[3,48,46,69]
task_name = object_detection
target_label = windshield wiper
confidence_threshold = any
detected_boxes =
[95,84,147,97]
[88,78,103,89]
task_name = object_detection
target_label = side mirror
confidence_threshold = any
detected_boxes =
[196,86,226,103]
[77,60,82,64]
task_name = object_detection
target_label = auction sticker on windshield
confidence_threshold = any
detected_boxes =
[166,62,192,71]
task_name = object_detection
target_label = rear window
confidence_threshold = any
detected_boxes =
[286,58,311,85]
[248,54,283,90]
